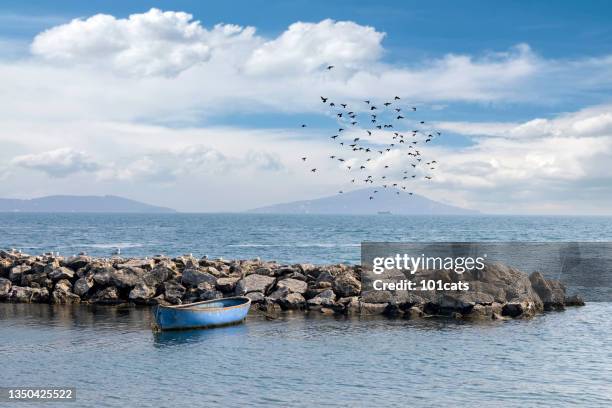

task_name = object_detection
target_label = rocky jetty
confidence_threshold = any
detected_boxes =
[0,249,584,320]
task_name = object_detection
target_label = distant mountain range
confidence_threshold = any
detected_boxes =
[248,187,478,215]
[0,195,176,213]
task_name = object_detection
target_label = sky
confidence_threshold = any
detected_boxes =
[1,1,611,214]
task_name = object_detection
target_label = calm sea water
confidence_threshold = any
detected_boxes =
[1,214,611,407]
[0,303,611,408]
[1,213,612,264]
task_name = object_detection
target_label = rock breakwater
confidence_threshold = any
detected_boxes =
[0,249,584,320]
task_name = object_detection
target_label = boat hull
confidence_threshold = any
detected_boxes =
[152,297,251,331]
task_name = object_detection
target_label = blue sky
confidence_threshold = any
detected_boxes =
[0,2,611,213]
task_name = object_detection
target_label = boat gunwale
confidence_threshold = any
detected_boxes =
[156,296,251,312]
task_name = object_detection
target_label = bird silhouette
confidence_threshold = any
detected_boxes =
[301,157,307,161]
[327,65,334,70]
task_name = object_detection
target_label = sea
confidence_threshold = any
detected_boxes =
[1,213,611,407]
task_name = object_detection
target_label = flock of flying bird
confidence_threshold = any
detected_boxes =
[300,66,442,201]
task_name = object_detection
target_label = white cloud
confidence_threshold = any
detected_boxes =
[245,19,384,75]
[12,147,101,177]
[31,8,256,77]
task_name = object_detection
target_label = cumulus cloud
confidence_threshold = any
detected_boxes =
[30,8,256,76]
[419,106,612,213]
[12,147,101,177]
[245,19,384,75]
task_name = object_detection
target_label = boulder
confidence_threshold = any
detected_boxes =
[21,271,49,287]
[163,281,186,304]
[73,277,94,297]
[9,286,33,302]
[49,267,75,281]
[267,286,290,301]
[90,287,122,304]
[278,293,305,310]
[31,287,50,303]
[64,255,91,270]
[216,277,240,293]
[502,299,541,318]
[92,265,115,286]
[129,283,157,304]
[181,268,217,288]
[143,265,174,288]
[529,272,566,310]
[332,273,361,297]
[51,279,81,304]
[110,267,145,289]
[235,274,275,295]
[276,278,308,294]
[314,271,334,288]
[0,278,12,299]
[9,265,31,283]
[359,302,388,315]
[198,289,223,301]
[307,289,336,307]
[564,294,585,306]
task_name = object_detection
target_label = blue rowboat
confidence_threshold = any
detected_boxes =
[152,297,251,331]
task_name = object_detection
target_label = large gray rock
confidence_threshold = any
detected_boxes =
[235,274,275,295]
[51,279,81,304]
[278,293,305,310]
[73,277,94,297]
[129,283,157,304]
[332,273,361,297]
[49,267,75,281]
[502,299,540,318]
[163,281,186,304]
[0,278,12,299]
[216,277,240,293]
[64,255,91,270]
[92,265,115,286]
[245,291,265,303]
[307,289,336,307]
[9,265,31,283]
[359,302,388,315]
[276,278,307,294]
[181,268,217,288]
[143,265,174,287]
[90,287,122,304]
[529,272,565,310]
[110,267,145,289]
[9,286,33,302]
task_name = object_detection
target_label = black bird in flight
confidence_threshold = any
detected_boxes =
[337,113,343,118]
[301,124,306,127]
[321,96,328,103]
[394,96,401,100]
[330,102,335,107]
[301,157,307,161]
[369,196,374,200]
[364,100,370,104]
[384,102,391,106]
[331,135,338,139]
[311,168,317,172]
[327,65,334,70]
[341,103,347,108]
[397,115,404,119]
[338,128,344,132]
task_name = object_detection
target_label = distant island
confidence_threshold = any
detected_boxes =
[0,195,176,213]
[248,187,478,215]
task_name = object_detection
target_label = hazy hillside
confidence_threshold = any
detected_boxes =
[248,188,478,215]
[0,195,176,213]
